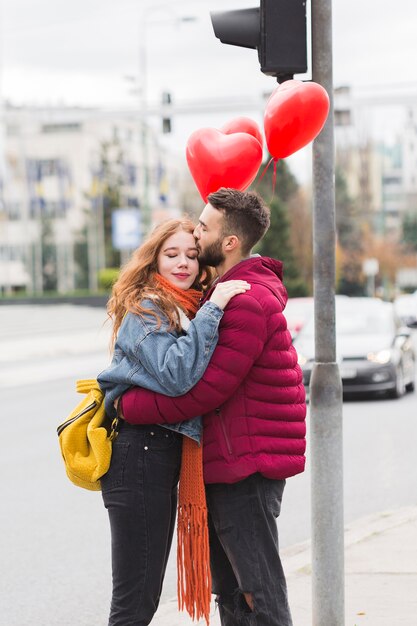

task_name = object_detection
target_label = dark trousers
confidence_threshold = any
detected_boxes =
[101,421,182,626]
[206,473,293,626]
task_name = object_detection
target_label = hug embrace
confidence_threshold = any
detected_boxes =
[97,187,306,626]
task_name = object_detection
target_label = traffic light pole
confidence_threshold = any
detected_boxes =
[310,1,345,625]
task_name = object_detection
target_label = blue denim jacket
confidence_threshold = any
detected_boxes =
[97,298,223,443]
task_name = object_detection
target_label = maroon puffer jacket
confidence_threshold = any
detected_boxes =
[121,257,306,484]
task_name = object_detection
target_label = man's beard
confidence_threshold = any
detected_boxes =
[197,238,225,267]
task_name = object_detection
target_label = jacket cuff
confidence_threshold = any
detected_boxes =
[198,300,224,321]
[120,391,137,423]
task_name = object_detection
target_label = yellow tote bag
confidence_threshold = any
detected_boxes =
[57,379,118,491]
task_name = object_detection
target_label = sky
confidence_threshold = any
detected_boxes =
[1,0,417,181]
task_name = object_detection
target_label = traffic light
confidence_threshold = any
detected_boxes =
[211,0,307,83]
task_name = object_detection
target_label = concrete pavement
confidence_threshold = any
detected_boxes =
[2,304,416,624]
[151,507,417,626]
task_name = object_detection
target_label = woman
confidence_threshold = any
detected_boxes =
[97,217,249,626]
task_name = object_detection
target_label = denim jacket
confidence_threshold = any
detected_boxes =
[97,298,223,443]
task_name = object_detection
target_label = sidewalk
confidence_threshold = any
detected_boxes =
[0,304,110,388]
[152,506,417,625]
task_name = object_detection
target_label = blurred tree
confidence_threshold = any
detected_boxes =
[257,195,309,296]
[361,228,407,297]
[252,159,309,296]
[287,187,313,293]
[253,158,298,203]
[251,159,311,298]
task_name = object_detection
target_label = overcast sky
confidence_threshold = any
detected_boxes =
[1,0,416,179]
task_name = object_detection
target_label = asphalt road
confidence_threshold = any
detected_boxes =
[1,305,416,625]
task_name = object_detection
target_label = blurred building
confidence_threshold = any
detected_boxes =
[379,143,405,237]
[334,87,417,240]
[0,104,183,294]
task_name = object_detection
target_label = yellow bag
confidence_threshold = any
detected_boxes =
[57,379,118,491]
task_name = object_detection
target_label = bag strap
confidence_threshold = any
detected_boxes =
[76,379,100,395]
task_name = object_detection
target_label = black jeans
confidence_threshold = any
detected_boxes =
[101,421,182,626]
[206,473,293,626]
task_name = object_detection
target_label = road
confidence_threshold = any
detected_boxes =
[1,305,416,625]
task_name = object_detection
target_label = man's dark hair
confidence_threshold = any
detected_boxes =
[207,188,270,254]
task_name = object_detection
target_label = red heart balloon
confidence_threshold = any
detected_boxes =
[221,117,263,148]
[186,128,263,202]
[264,80,330,159]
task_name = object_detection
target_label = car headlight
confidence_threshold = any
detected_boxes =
[367,349,392,364]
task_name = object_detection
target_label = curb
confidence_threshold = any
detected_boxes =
[282,506,417,576]
[0,295,109,307]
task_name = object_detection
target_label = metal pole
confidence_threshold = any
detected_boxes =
[310,1,345,625]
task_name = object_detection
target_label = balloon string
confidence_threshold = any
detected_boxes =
[258,157,274,182]
[272,159,278,196]
[257,157,278,201]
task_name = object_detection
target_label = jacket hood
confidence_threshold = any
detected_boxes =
[219,256,287,305]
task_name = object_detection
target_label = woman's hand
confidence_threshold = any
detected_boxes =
[114,397,124,420]
[209,280,251,310]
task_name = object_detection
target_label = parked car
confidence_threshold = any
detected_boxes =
[293,297,416,398]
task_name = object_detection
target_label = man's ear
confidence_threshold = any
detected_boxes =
[223,235,240,251]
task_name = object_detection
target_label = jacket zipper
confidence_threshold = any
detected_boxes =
[215,408,233,455]
[57,401,97,436]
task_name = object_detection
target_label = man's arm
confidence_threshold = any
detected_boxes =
[121,294,267,425]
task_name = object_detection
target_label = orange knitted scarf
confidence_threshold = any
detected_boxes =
[154,273,203,321]
[154,274,212,624]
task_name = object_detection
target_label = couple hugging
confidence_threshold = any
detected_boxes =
[96,187,306,626]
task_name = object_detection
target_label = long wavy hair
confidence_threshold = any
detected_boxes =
[107,217,213,348]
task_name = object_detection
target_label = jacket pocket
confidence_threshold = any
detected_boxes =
[215,408,233,456]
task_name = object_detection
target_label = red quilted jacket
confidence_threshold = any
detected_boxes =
[121,257,306,484]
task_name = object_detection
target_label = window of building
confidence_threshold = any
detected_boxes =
[41,123,82,133]
[6,202,22,220]
[335,109,352,127]
[43,201,65,218]
[40,160,58,176]
[0,245,25,261]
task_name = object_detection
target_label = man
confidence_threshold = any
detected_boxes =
[120,187,306,625]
